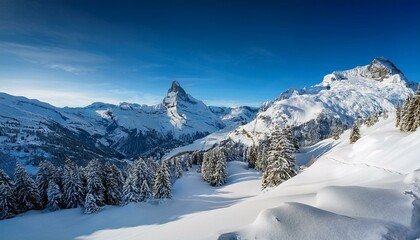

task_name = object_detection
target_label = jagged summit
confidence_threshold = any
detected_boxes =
[168,80,187,96]
[322,57,409,86]
[163,80,196,108]
[364,57,405,81]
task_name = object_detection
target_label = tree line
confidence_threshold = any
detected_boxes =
[0,156,193,219]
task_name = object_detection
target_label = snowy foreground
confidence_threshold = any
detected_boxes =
[0,116,419,240]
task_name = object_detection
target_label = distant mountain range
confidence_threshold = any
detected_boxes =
[0,57,417,175]
[165,57,418,158]
[0,81,257,175]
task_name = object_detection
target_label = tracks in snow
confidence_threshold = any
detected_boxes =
[325,156,404,176]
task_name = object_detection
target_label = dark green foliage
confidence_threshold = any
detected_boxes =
[349,124,361,144]
[261,126,297,189]
[14,163,40,212]
[0,169,16,219]
[153,162,172,200]
[62,159,84,208]
[104,163,123,206]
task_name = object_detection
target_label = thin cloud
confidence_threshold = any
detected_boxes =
[0,78,162,107]
[0,42,109,74]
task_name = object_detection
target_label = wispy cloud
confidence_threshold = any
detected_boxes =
[0,42,108,74]
[0,78,162,107]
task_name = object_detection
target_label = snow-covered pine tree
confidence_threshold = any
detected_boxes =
[84,193,99,214]
[403,89,419,132]
[248,145,257,168]
[122,169,140,204]
[261,126,297,189]
[184,154,193,171]
[366,112,379,127]
[349,124,361,144]
[139,179,151,202]
[175,159,183,178]
[14,162,40,212]
[146,157,159,173]
[255,141,269,172]
[0,169,16,219]
[47,180,62,211]
[284,126,299,152]
[213,150,228,186]
[62,159,84,208]
[153,161,172,200]
[85,160,105,207]
[201,149,217,183]
[332,127,343,140]
[104,163,123,206]
[400,96,412,131]
[36,160,55,208]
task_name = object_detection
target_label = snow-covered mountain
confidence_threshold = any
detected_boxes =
[1,112,418,240]
[230,57,418,146]
[0,81,257,174]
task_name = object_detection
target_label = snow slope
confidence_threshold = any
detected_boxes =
[229,57,417,146]
[0,115,418,239]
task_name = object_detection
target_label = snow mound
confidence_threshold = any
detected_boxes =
[316,186,412,226]
[221,202,407,240]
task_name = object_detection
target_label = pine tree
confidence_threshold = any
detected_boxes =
[262,126,297,189]
[122,169,140,204]
[85,160,105,207]
[332,127,343,140]
[47,180,62,211]
[62,159,84,208]
[84,193,99,214]
[400,96,412,131]
[202,149,217,183]
[213,151,228,186]
[36,161,55,208]
[175,159,183,178]
[248,145,257,168]
[398,91,420,132]
[349,124,361,144]
[146,157,159,173]
[139,180,151,202]
[284,126,299,152]
[153,162,172,200]
[14,163,40,212]
[104,163,123,206]
[0,170,16,219]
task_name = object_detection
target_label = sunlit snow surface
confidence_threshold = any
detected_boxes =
[0,115,419,240]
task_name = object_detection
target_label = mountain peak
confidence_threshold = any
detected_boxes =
[168,80,186,96]
[368,57,402,76]
[163,80,194,108]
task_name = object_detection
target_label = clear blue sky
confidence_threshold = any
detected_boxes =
[0,0,419,107]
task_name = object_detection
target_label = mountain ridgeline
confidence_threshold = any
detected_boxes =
[0,81,257,175]
[0,58,418,175]
[227,57,418,147]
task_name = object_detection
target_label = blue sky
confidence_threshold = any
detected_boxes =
[0,0,419,107]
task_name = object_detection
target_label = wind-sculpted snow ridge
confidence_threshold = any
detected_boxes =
[228,57,418,146]
[0,81,257,173]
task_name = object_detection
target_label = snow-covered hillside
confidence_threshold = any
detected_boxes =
[0,81,257,173]
[230,57,418,146]
[161,58,418,158]
[1,115,418,240]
